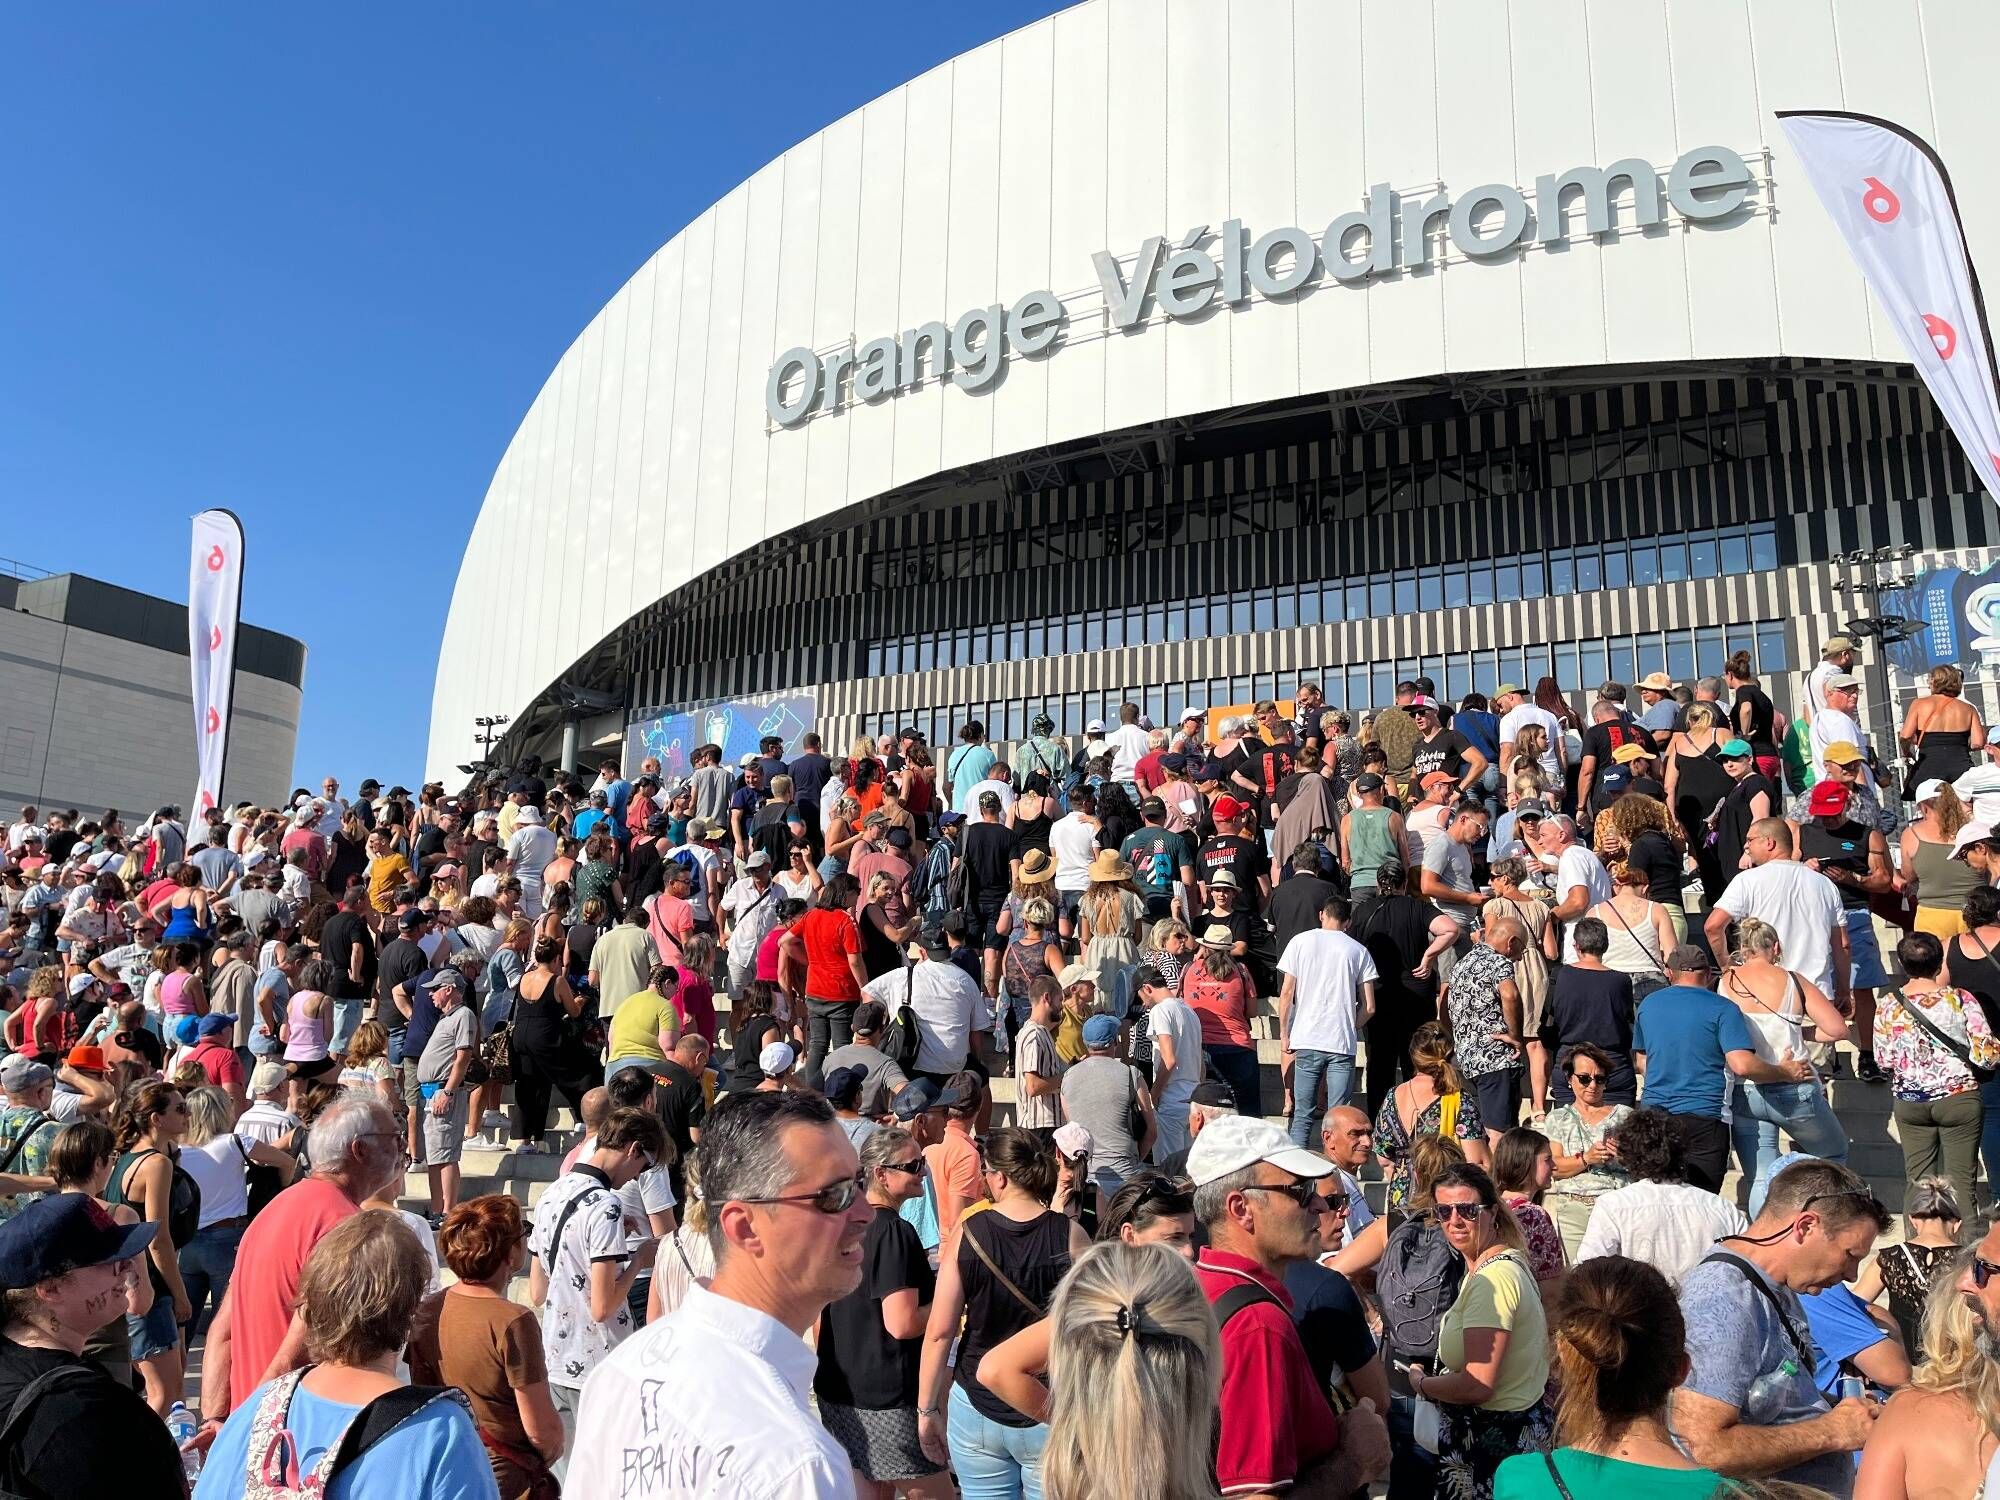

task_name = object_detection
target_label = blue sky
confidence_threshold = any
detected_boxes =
[1,4,1060,789]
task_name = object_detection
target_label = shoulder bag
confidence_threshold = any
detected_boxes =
[1893,988,1997,1084]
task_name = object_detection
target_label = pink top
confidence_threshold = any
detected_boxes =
[159,970,198,1017]
[285,991,330,1061]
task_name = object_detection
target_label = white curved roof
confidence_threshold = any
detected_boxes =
[429,0,2000,779]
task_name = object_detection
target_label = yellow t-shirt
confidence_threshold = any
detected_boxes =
[366,853,410,913]
[1436,1249,1549,1412]
[608,989,678,1064]
[498,802,521,843]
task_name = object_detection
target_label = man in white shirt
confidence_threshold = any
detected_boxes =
[1805,635,1858,722]
[529,1106,667,1477]
[313,779,347,839]
[1704,818,1850,1005]
[861,929,994,1079]
[568,1090,869,1499]
[235,1061,301,1147]
[1809,673,1877,791]
[1048,798,1102,925]
[3,807,41,853]
[963,763,1018,818]
[1546,816,1615,962]
[1275,894,1379,1148]
[1107,702,1152,790]
[1135,962,1203,1160]
[1494,682,1565,784]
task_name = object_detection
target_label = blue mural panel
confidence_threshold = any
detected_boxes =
[624,693,817,783]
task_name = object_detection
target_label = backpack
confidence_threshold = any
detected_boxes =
[879,964,924,1071]
[912,841,955,919]
[1375,1216,1465,1362]
[241,1366,469,1498]
[666,846,702,880]
[234,1135,285,1219]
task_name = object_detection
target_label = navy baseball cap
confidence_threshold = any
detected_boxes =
[890,1077,942,1119]
[0,1193,156,1289]
[937,810,966,827]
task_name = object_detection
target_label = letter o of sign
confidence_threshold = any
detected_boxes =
[1861,177,1901,223]
[1924,313,1958,361]
[206,545,226,572]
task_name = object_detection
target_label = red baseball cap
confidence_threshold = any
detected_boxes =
[1211,795,1249,824]
[1806,780,1851,817]
[63,1043,106,1074]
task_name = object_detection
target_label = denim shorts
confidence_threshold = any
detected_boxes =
[1844,907,1890,989]
[127,1293,179,1361]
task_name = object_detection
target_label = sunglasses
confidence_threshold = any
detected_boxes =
[881,1158,927,1178]
[1973,1255,2000,1290]
[738,1172,867,1216]
[1319,1191,1352,1215]
[1244,1181,1324,1211]
[1433,1202,1490,1222]
[1569,1071,1606,1087]
[1800,1188,1884,1219]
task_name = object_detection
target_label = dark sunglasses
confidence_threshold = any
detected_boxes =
[1973,1255,2000,1290]
[739,1172,866,1216]
[1569,1071,1606,1086]
[1433,1202,1490,1222]
[1319,1191,1352,1214]
[1800,1188,1885,1219]
[1244,1181,1324,1211]
[880,1158,927,1178]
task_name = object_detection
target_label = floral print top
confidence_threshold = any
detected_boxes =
[1541,1103,1634,1200]
[1503,1195,1567,1283]
[1876,984,2000,1101]
[1374,1082,1486,1209]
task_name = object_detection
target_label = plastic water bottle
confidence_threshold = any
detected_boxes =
[166,1400,201,1481]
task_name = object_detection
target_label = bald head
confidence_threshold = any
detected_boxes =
[1747,816,1793,863]
[1484,914,1525,957]
[1321,1105,1374,1171]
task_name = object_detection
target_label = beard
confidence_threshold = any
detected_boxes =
[1978,1320,2000,1366]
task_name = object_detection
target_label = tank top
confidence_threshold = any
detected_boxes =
[1914,834,1983,914]
[953,1209,1073,1426]
[1595,901,1665,979]
[1800,818,1872,912]
[1724,968,1808,1065]
[1347,807,1397,890]
[285,991,330,1060]
[109,1148,202,1296]
[159,970,197,1017]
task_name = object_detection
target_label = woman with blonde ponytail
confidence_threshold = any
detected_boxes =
[1492,1255,1724,1497]
[1903,777,1982,939]
[1039,1241,1221,1500]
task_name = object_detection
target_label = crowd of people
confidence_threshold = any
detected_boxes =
[7,642,2000,1495]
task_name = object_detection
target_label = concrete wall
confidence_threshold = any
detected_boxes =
[0,610,301,823]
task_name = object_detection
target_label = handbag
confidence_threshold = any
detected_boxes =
[480,983,519,1086]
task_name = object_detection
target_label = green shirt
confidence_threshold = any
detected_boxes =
[1495,1449,1729,1499]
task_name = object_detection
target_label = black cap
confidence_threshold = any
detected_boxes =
[1354,772,1384,793]
[1139,796,1167,816]
[0,1194,156,1289]
[890,1078,942,1119]
[1189,1078,1237,1109]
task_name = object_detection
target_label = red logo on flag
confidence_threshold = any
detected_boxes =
[1862,176,1901,223]
[206,706,221,734]
[206,545,226,572]
[1925,313,1958,360]
[209,624,222,651]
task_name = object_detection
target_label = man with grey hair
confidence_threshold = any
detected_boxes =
[1190,1114,1389,1497]
[569,1090,869,1498]
[1546,814,1614,962]
[197,1094,403,1424]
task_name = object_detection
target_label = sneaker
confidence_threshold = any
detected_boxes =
[514,1140,547,1156]
[479,1110,508,1134]
[1855,1052,1887,1084]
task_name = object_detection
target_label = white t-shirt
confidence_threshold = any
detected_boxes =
[529,1167,638,1390]
[1499,703,1564,781]
[965,778,1018,815]
[1808,704,1875,790]
[1108,724,1151,781]
[863,960,993,1076]
[1144,996,1205,1113]
[1278,928,1380,1056]
[1050,814,1101,894]
[573,1134,679,1244]
[1714,861,1845,996]
[1557,846,1616,962]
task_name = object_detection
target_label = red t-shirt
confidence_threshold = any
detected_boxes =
[188,1038,244,1089]
[1195,1248,1340,1496]
[226,1176,359,1411]
[798,908,862,1003]
[1134,750,1168,795]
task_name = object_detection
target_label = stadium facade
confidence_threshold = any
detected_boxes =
[429,0,2000,781]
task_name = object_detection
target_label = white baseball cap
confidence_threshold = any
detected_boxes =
[1185,1114,1335,1188]
[1951,821,1997,860]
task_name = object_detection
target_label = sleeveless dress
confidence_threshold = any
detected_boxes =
[1878,1240,1957,1358]
[1911,727,1976,787]
[1672,738,1733,897]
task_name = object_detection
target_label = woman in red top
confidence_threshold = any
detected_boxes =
[1184,924,1259,1115]
[781,873,870,1084]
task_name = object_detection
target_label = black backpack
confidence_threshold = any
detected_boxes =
[1375,1215,1465,1362]
[879,964,924,1071]
[0,1364,102,1500]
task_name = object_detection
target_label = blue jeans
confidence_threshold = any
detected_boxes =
[178,1219,244,1342]
[948,1383,1048,1500]
[1732,1079,1849,1216]
[331,997,363,1054]
[1288,1049,1356,1148]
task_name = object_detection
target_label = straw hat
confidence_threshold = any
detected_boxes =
[1086,849,1133,883]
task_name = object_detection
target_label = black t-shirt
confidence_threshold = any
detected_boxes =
[42,830,80,866]
[654,1057,708,1201]
[1539,966,1637,1104]
[470,839,508,878]
[318,910,375,999]
[1238,740,1298,808]
[0,1338,183,1500]
[1408,730,1471,784]
[412,824,448,872]
[1196,835,1270,914]
[506,773,548,805]
[1580,719,1643,809]
[815,1206,936,1409]
[1281,1260,1379,1398]
[1267,874,1337,957]
[1801,818,1874,912]
[1624,830,1683,909]
[1734,684,1778,751]
[1351,894,1445,1006]
[962,823,1015,908]
[376,936,430,1032]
